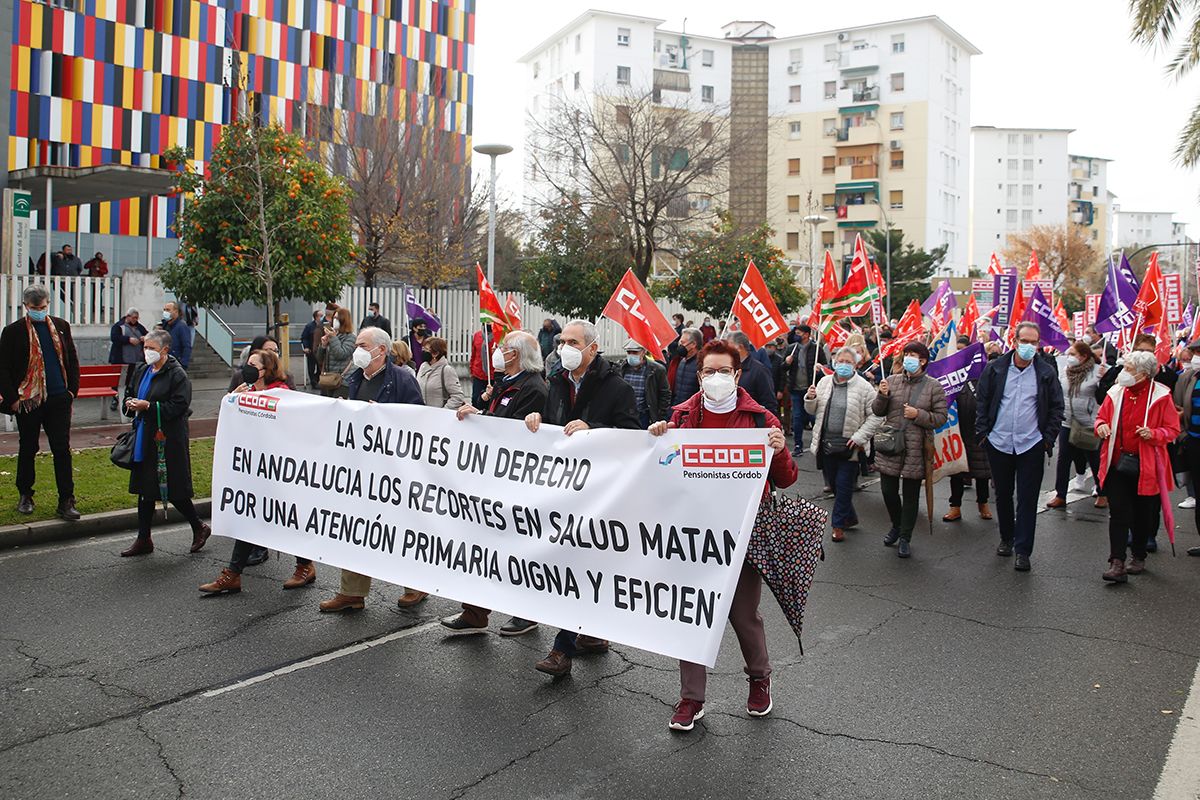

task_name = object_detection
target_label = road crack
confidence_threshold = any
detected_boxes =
[136,716,184,798]
[447,726,578,799]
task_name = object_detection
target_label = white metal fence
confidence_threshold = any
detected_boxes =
[1,275,123,329]
[336,285,710,362]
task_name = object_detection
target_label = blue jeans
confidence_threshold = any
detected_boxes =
[790,390,813,448]
[822,456,859,528]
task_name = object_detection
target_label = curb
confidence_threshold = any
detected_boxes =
[0,498,213,550]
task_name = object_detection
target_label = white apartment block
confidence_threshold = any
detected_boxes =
[1117,209,1193,271]
[518,12,979,284]
[968,127,1070,271]
[1068,154,1113,251]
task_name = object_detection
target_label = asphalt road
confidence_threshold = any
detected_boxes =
[2,455,1198,800]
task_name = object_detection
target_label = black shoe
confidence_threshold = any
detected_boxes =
[109,398,118,412]
[1145,537,1158,554]
[996,541,1014,557]
[1014,554,1031,572]
[56,497,81,521]
[883,528,900,547]
[499,617,538,636]
[245,546,269,566]
[897,539,911,558]
[16,495,33,515]
[1188,546,1200,557]
[440,614,488,635]
[792,447,805,457]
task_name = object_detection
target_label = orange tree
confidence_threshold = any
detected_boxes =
[521,198,629,319]
[159,123,356,331]
[661,215,806,321]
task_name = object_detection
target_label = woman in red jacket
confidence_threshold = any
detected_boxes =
[649,339,797,732]
[1095,350,1180,583]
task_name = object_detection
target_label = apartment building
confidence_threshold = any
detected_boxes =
[1117,209,1193,271]
[1068,154,1113,251]
[519,12,979,286]
[968,127,1070,270]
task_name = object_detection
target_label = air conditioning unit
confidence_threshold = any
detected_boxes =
[837,32,847,41]
[889,140,903,151]
[787,63,801,74]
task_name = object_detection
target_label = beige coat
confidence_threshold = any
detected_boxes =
[416,358,465,409]
[804,373,885,459]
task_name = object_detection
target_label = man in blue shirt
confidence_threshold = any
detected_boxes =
[161,301,193,369]
[976,322,1064,572]
[0,285,81,520]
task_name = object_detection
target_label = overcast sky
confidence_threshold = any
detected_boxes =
[472,0,1200,242]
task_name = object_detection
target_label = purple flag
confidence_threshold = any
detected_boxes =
[1021,286,1071,351]
[920,279,957,320]
[992,273,1017,328]
[1183,302,1194,333]
[404,286,442,333]
[1095,254,1140,334]
[927,342,987,404]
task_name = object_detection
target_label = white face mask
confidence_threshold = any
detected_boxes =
[701,372,737,403]
[559,343,586,372]
[1065,355,1080,368]
[491,348,509,371]
[1116,370,1138,388]
[352,347,374,369]
[332,318,341,331]
[144,349,161,365]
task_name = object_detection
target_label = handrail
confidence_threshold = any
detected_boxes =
[196,306,236,367]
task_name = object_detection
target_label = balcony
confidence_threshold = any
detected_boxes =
[653,69,690,93]
[834,163,879,182]
[839,47,880,72]
[838,203,881,226]
[836,85,880,106]
[836,126,882,147]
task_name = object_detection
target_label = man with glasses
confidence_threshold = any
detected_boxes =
[620,339,671,427]
[976,322,1064,572]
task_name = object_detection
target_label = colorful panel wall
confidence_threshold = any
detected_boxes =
[8,0,475,237]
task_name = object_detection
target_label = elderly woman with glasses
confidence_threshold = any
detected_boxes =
[1095,350,1180,583]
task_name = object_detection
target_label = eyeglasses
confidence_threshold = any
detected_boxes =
[699,367,736,377]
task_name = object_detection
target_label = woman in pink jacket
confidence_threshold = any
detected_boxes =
[1095,350,1180,583]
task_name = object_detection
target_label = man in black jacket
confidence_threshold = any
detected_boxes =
[976,322,1064,572]
[358,302,392,337]
[724,330,778,418]
[300,308,322,389]
[441,331,549,635]
[783,325,825,455]
[522,320,639,676]
[0,285,81,520]
[620,339,671,426]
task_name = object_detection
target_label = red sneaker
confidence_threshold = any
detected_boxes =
[747,676,772,716]
[669,699,705,731]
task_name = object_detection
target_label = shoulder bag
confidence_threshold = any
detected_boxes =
[818,384,850,458]
[1114,385,1154,477]
[1068,418,1101,451]
[110,425,136,469]
[875,378,930,456]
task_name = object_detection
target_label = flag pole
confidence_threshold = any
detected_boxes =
[726,262,750,337]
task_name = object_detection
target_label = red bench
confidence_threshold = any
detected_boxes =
[77,365,126,421]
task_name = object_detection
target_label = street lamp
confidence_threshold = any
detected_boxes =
[874,199,894,319]
[473,143,513,287]
[803,214,828,302]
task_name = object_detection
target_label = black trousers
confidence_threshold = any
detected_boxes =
[136,496,202,540]
[228,540,311,574]
[1184,438,1200,536]
[1054,427,1103,499]
[305,354,320,390]
[1103,470,1160,561]
[15,393,73,500]
[986,442,1046,557]
[949,474,990,506]
[880,473,922,541]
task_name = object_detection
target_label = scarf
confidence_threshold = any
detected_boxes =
[1066,357,1093,398]
[16,316,65,413]
[702,390,738,414]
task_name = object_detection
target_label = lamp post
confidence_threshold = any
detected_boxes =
[874,199,894,319]
[802,213,828,302]
[472,143,513,287]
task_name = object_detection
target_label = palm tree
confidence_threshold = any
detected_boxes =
[1130,0,1200,166]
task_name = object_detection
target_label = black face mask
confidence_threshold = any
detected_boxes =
[241,364,260,385]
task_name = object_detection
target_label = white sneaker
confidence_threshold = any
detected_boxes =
[1180,497,1196,509]
[1068,474,1090,494]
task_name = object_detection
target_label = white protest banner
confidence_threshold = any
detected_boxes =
[930,401,967,483]
[1073,311,1085,340]
[211,391,771,667]
[1085,293,1101,328]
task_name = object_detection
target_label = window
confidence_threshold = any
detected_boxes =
[573,72,581,90]
[1006,184,1018,203]
[890,150,904,169]
[616,144,630,163]
[1006,209,1018,227]
[1022,159,1033,179]
[701,85,714,103]
[824,81,836,99]
[1022,184,1033,204]
[786,232,800,250]
[891,34,905,54]
[821,230,835,247]
[789,121,802,139]
[1021,210,1033,228]
[890,112,904,130]
[822,156,835,174]
[617,27,630,46]
[890,72,905,92]
[616,105,631,125]
[890,190,903,209]
[823,118,838,137]
[787,195,801,213]
[789,85,802,103]
[701,49,714,67]
[617,66,631,85]
[1023,133,1033,148]
[787,158,801,175]
[533,61,540,79]
[822,193,836,211]
[824,43,838,62]
[1007,133,1018,154]
[1006,159,1018,180]
[575,34,581,53]
[700,121,714,138]
[789,48,804,66]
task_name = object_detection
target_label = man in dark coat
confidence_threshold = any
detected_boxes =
[300,308,323,389]
[108,307,148,409]
[976,321,1065,572]
[538,319,561,359]
[358,302,392,337]
[620,339,671,427]
[161,301,193,369]
[521,320,638,676]
[668,328,703,405]
[0,284,81,520]
[441,331,549,634]
[783,324,826,455]
[725,330,779,419]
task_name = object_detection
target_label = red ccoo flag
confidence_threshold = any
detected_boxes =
[824,235,880,318]
[880,300,924,358]
[503,294,522,332]
[731,260,789,347]
[1134,252,1164,329]
[1026,250,1041,281]
[807,250,840,329]
[1052,300,1070,336]
[960,293,981,340]
[987,252,1005,276]
[477,264,507,327]
[602,269,678,356]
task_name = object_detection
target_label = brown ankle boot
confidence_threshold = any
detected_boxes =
[978,503,993,520]
[120,537,153,557]
[283,562,316,589]
[396,590,429,607]
[535,650,572,676]
[1102,558,1127,583]
[189,523,211,553]
[942,507,962,522]
[318,593,365,613]
[1127,557,1146,575]
[199,568,242,594]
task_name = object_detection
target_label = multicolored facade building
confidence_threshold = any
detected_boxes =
[1,0,475,267]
